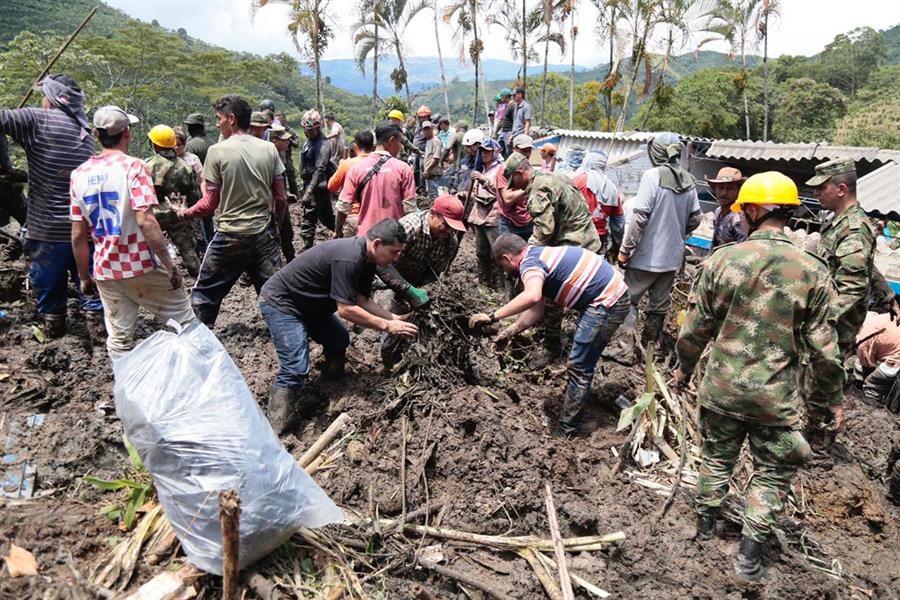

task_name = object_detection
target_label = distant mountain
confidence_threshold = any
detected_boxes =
[312,56,590,97]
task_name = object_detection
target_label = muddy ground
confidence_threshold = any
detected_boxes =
[1,220,899,599]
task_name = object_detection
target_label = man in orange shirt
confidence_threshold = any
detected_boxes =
[856,311,900,412]
[329,130,374,237]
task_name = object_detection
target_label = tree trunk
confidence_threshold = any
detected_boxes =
[569,11,575,129]
[604,12,614,131]
[613,26,648,134]
[540,17,550,127]
[762,10,769,141]
[639,31,673,130]
[434,0,451,119]
[471,0,479,127]
[522,0,527,86]
[397,40,411,108]
[741,39,750,139]
[372,8,379,122]
[314,0,323,114]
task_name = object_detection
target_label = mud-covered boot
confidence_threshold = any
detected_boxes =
[43,312,67,339]
[85,310,107,346]
[322,355,346,381]
[192,304,219,328]
[266,386,296,435]
[641,312,665,350]
[696,514,716,541]
[734,536,764,581]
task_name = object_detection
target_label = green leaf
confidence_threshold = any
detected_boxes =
[82,474,142,491]
[617,392,655,432]
[31,325,45,343]
[101,504,122,523]
[123,485,149,529]
[300,556,316,576]
[123,436,144,471]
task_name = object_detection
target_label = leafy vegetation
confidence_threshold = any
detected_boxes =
[83,437,152,530]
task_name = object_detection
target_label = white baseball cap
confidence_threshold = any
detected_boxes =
[93,105,139,135]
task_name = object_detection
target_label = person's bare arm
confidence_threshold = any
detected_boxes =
[71,220,96,296]
[336,295,418,336]
[136,210,183,290]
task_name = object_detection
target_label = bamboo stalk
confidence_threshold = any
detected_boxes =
[544,483,574,600]
[298,413,350,468]
[518,548,562,600]
[535,552,610,599]
[219,490,241,600]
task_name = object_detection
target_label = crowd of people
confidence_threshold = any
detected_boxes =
[2,74,900,584]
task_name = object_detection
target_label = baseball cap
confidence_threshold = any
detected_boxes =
[503,152,530,180]
[499,87,512,97]
[462,128,485,146]
[806,158,856,187]
[513,87,526,96]
[705,166,745,183]
[431,194,466,232]
[250,111,271,127]
[93,105,139,135]
[513,134,533,149]
[421,120,434,129]
[183,112,205,126]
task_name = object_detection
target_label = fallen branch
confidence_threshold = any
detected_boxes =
[219,490,241,600]
[298,413,351,469]
[417,557,514,600]
[400,415,408,525]
[544,483,574,600]
[535,551,610,599]
[518,548,562,600]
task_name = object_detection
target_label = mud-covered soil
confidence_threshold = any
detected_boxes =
[1,221,899,599]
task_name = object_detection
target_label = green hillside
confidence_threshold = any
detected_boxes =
[0,0,372,135]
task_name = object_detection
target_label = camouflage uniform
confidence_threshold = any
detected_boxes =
[145,150,202,276]
[676,230,844,542]
[523,166,602,354]
[805,158,877,422]
[183,113,213,165]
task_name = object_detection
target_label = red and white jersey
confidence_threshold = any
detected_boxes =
[70,151,158,281]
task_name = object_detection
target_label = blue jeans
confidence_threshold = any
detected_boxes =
[259,301,349,390]
[561,294,631,432]
[498,217,534,241]
[24,240,103,314]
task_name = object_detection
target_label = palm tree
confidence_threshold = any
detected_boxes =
[444,0,493,125]
[353,0,385,121]
[354,0,430,109]
[253,0,335,113]
[592,0,625,130]
[699,0,769,139]
[487,2,542,79]
[431,0,452,119]
[611,0,664,134]
[568,5,577,128]
[538,0,569,127]
[758,0,780,141]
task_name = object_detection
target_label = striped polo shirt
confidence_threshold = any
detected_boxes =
[519,245,627,310]
[0,107,94,242]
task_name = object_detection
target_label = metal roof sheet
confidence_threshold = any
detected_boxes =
[859,161,900,218]
[707,140,900,164]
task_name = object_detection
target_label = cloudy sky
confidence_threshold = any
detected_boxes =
[106,0,900,67]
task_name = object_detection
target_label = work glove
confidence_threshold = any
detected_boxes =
[404,286,430,309]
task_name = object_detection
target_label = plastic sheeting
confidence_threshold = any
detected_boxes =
[113,320,342,575]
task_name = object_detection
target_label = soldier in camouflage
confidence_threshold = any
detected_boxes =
[675,172,845,581]
[145,125,201,276]
[803,158,878,431]
[182,113,213,165]
[504,152,602,362]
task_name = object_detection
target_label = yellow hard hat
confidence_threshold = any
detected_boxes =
[147,124,177,149]
[387,109,405,120]
[731,171,800,213]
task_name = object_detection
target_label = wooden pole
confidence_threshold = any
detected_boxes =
[544,483,575,600]
[219,489,241,600]
[18,6,98,108]
[297,412,350,468]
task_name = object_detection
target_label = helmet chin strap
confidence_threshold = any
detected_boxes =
[742,206,794,233]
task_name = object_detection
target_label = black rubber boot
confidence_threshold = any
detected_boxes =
[322,355,346,381]
[85,310,107,346]
[192,304,219,328]
[43,312,66,339]
[735,536,764,581]
[696,514,716,541]
[266,386,296,435]
[641,312,665,347]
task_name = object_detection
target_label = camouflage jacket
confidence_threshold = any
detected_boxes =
[815,203,877,353]
[145,151,200,207]
[676,230,844,426]
[526,171,602,253]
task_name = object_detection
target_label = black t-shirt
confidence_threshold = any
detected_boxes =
[260,237,375,318]
[500,103,515,132]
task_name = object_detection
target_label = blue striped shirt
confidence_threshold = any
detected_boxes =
[520,245,627,310]
[1,107,94,242]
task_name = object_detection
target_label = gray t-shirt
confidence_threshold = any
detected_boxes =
[624,168,700,272]
[512,100,533,137]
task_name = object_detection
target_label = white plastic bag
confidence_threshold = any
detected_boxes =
[112,320,343,575]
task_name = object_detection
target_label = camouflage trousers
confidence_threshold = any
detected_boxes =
[696,407,811,542]
[153,205,200,277]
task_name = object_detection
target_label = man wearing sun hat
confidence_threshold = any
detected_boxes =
[705,166,747,248]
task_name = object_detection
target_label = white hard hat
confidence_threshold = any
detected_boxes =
[462,128,485,146]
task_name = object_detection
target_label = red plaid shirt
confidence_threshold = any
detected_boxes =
[70,151,158,281]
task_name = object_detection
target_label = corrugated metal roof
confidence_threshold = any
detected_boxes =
[859,161,900,218]
[552,129,661,143]
[707,140,900,164]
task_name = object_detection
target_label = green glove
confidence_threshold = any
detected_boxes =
[405,286,430,309]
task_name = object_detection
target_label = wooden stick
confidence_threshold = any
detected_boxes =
[535,552,610,599]
[411,583,438,600]
[518,548,562,600]
[219,490,241,600]
[400,415,408,526]
[393,500,445,522]
[418,558,513,600]
[544,483,575,600]
[298,412,350,468]
[18,7,98,108]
